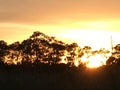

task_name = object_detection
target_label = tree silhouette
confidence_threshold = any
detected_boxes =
[0,31,113,68]
[106,44,120,65]
[106,56,116,65]
[2,41,23,65]
[50,43,66,64]
[0,40,8,65]
[17,31,68,65]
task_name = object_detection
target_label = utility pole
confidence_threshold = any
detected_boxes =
[111,35,113,52]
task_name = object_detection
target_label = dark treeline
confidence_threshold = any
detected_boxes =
[0,31,120,90]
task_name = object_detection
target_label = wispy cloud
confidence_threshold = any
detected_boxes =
[0,0,120,24]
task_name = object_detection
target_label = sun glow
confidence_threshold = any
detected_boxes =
[57,30,113,50]
[74,59,79,67]
[60,56,68,64]
[58,47,111,68]
[81,53,110,68]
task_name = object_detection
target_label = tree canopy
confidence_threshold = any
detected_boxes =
[0,31,120,69]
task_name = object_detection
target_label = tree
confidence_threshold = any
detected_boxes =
[50,43,66,64]
[106,56,116,65]
[63,43,82,66]
[0,40,8,64]
[28,31,68,65]
[106,44,120,65]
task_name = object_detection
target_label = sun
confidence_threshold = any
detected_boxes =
[59,48,111,68]
[81,53,110,68]
[86,54,106,68]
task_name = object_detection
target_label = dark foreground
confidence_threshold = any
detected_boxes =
[0,65,120,90]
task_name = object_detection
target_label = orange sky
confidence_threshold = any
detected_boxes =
[0,0,120,50]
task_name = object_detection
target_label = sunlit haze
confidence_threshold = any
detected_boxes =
[0,23,120,51]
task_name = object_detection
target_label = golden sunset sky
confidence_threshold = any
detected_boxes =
[0,0,120,50]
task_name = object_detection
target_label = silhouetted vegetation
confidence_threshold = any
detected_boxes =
[0,31,120,90]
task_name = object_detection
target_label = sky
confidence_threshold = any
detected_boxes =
[0,0,120,50]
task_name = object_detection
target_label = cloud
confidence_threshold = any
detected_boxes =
[0,0,120,24]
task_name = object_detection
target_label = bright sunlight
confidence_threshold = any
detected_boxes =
[81,53,111,68]
[57,30,113,50]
